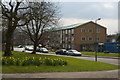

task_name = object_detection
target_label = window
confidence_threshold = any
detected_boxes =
[96,29,100,33]
[88,37,93,41]
[65,30,68,34]
[60,40,62,43]
[65,44,68,48]
[81,37,86,41]
[68,37,71,41]
[72,36,74,41]
[62,37,65,41]
[65,37,67,40]
[71,29,74,34]
[68,29,71,33]
[71,44,74,49]
[88,29,93,33]
[63,44,65,48]
[68,44,71,48]
[62,30,65,34]
[96,36,100,41]
[81,28,86,33]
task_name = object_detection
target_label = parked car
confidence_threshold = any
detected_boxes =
[55,49,67,55]
[18,45,23,48]
[66,50,82,56]
[25,46,33,51]
[37,48,48,53]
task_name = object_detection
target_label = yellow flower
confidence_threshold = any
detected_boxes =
[33,57,35,59]
[10,57,12,59]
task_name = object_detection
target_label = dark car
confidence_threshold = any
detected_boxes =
[37,48,48,53]
[66,50,82,56]
[55,49,67,55]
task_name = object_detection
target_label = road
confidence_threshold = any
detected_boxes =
[14,48,119,65]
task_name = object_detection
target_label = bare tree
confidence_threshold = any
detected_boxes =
[1,0,31,56]
[21,1,59,54]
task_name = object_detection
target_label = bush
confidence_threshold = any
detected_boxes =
[1,57,67,66]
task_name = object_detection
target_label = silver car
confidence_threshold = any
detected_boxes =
[37,48,48,53]
[66,50,82,56]
[25,46,33,51]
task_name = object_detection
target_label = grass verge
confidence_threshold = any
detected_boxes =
[1,51,119,73]
[81,52,120,57]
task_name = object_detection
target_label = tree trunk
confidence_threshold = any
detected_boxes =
[4,28,15,56]
[11,45,14,51]
[31,41,37,54]
[11,39,14,51]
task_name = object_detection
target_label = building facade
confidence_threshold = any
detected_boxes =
[44,21,107,51]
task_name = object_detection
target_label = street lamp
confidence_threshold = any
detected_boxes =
[94,18,101,62]
[95,18,101,23]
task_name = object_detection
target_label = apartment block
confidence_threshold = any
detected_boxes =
[43,21,107,51]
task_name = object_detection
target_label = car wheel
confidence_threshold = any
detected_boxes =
[67,53,70,56]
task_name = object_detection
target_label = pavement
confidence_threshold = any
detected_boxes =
[2,70,119,78]
[2,48,120,78]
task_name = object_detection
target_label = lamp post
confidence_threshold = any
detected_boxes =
[95,18,101,62]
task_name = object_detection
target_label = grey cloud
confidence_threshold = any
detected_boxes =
[60,2,118,19]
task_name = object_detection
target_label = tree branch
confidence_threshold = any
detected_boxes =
[26,24,35,42]
[9,0,14,12]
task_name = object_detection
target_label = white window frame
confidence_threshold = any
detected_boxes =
[68,29,71,33]
[68,44,71,48]
[68,37,71,41]
[96,36,100,41]
[88,29,93,33]
[62,37,64,41]
[81,28,86,33]
[81,36,86,41]
[66,44,67,48]
[62,30,65,34]
[63,44,65,48]
[71,44,74,49]
[71,29,74,34]
[96,29,100,33]
[66,37,67,40]
[72,36,74,41]
[88,37,93,41]
[65,30,68,34]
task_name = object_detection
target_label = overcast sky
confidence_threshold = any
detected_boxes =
[58,2,118,35]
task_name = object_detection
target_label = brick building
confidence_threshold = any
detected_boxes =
[44,21,107,51]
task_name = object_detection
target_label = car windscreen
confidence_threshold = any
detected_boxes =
[42,48,48,50]
[71,50,78,52]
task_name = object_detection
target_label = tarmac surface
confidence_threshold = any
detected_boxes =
[2,70,119,78]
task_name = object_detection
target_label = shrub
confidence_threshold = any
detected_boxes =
[1,57,67,66]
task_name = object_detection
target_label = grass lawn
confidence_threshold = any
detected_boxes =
[1,51,119,73]
[81,52,120,57]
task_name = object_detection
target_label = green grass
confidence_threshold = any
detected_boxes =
[81,52,120,57]
[1,51,119,73]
